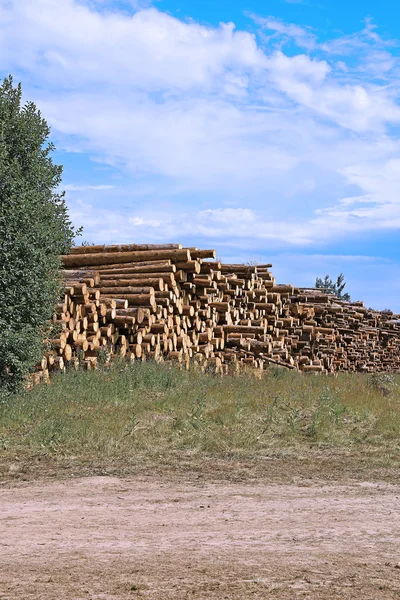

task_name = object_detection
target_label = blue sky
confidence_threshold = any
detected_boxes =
[0,0,399,311]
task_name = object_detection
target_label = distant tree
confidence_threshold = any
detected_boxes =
[315,273,351,301]
[0,75,79,392]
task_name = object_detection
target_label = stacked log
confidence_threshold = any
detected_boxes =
[30,243,400,385]
[286,290,400,373]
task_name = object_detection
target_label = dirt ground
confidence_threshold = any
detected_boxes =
[1,474,400,599]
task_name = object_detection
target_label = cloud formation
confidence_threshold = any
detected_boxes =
[0,1,399,270]
[64,184,116,191]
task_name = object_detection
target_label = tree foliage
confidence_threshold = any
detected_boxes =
[0,75,78,391]
[315,273,351,301]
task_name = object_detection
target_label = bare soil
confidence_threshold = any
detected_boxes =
[1,473,400,599]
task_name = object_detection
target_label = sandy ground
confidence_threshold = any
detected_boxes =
[1,475,400,599]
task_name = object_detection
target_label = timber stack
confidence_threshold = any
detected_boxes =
[31,242,400,385]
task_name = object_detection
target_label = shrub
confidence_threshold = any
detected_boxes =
[0,75,78,391]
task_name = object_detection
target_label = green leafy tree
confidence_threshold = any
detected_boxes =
[0,75,79,392]
[315,273,351,301]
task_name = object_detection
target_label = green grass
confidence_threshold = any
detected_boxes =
[1,362,400,478]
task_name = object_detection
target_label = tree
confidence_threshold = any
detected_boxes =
[315,273,351,301]
[0,75,78,392]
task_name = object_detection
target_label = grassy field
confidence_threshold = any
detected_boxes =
[1,361,400,482]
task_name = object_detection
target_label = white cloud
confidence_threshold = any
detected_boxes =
[322,18,395,56]
[129,216,163,227]
[0,0,399,261]
[251,15,316,50]
[68,200,323,246]
[64,184,116,191]
[311,158,400,234]
[264,52,400,132]
[199,208,256,223]
[0,1,266,92]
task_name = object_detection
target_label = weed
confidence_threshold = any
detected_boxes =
[369,373,397,396]
[0,363,399,470]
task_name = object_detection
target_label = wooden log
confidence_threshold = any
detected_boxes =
[105,308,117,320]
[100,272,176,285]
[70,293,90,305]
[200,261,222,273]
[101,298,128,309]
[99,271,175,283]
[115,307,145,323]
[62,269,101,284]
[81,302,97,315]
[150,323,168,334]
[70,243,182,255]
[98,286,155,295]
[69,283,88,296]
[48,338,66,351]
[100,325,113,338]
[68,330,78,343]
[86,312,98,323]
[55,302,68,314]
[52,356,65,371]
[220,264,257,273]
[99,263,176,275]
[210,302,230,312]
[113,316,137,327]
[107,294,156,309]
[99,278,164,290]
[175,261,202,274]
[89,289,101,301]
[188,249,216,260]
[62,248,191,267]
[223,325,267,335]
[89,260,173,271]
[129,344,142,358]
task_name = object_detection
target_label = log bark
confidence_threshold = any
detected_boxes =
[70,243,182,255]
[62,249,190,267]
[99,278,164,290]
[98,286,155,295]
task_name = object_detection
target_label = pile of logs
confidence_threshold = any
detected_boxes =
[31,242,400,384]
